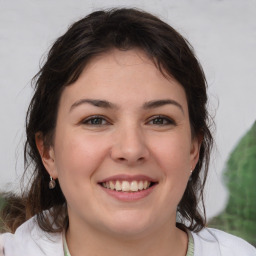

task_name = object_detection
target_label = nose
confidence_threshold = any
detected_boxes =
[110,125,150,166]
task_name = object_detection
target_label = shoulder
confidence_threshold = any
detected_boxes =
[0,215,63,256]
[192,227,256,256]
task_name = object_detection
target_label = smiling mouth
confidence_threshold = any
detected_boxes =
[99,180,157,192]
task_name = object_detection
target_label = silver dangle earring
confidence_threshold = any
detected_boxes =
[49,176,56,189]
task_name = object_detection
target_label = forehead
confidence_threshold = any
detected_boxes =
[59,49,188,111]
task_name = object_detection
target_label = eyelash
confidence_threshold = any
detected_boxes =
[81,115,175,126]
[81,115,110,126]
[147,115,176,126]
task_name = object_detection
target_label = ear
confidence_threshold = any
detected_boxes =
[190,134,203,170]
[35,132,58,179]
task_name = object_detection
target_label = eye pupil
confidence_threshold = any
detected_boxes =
[91,118,102,124]
[153,118,164,124]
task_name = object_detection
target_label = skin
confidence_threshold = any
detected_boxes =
[37,49,201,256]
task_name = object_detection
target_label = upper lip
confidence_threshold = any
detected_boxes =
[98,174,158,183]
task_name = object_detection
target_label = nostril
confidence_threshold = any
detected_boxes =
[117,157,145,162]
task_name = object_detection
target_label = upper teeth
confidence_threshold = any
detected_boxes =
[102,180,151,192]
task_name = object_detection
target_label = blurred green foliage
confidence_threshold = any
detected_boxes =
[209,121,256,246]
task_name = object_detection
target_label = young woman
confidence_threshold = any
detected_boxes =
[0,8,255,256]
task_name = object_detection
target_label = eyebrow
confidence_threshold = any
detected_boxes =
[143,99,184,114]
[70,99,117,112]
[70,98,184,114]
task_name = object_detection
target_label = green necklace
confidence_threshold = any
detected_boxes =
[63,232,71,256]
[186,230,194,256]
[63,230,194,256]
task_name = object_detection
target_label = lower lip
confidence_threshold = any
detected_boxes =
[100,185,157,201]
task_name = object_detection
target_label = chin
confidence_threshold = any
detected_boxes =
[99,212,156,239]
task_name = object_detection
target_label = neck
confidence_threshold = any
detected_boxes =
[66,219,188,256]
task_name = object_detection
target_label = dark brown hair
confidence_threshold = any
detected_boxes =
[1,8,213,233]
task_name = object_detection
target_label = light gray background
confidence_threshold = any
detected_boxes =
[0,0,255,220]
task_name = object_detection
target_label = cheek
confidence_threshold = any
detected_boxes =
[150,133,192,172]
[54,130,109,181]
[149,133,191,201]
[53,131,110,208]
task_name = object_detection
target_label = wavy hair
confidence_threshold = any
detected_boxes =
[1,8,213,233]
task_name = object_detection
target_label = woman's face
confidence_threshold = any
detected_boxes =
[41,49,200,237]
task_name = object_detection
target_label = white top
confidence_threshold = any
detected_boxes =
[0,216,255,256]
